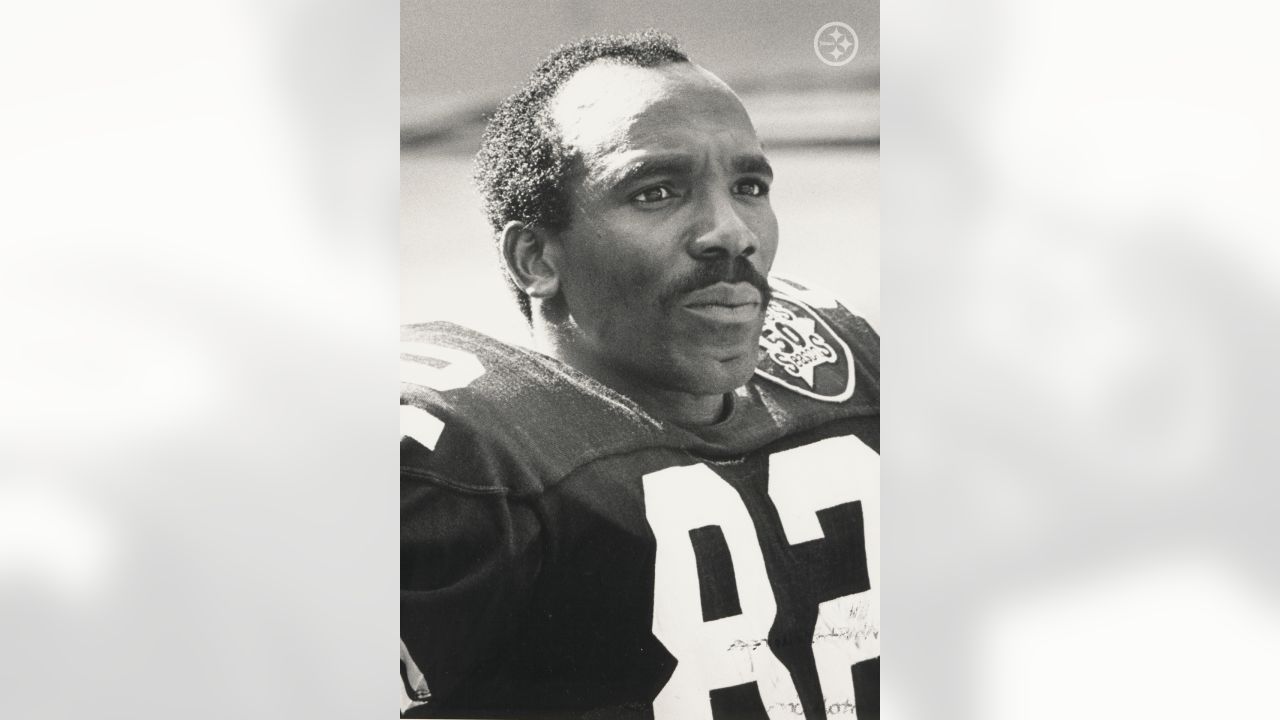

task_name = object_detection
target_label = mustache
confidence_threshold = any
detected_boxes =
[663,256,772,306]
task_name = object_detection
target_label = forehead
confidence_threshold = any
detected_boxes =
[547,61,761,162]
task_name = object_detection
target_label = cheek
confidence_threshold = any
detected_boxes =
[588,262,669,328]
[572,225,673,305]
[614,255,667,297]
[752,209,781,265]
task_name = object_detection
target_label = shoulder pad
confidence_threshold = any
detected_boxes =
[399,322,667,496]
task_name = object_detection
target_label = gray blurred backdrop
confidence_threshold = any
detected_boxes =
[400,0,880,343]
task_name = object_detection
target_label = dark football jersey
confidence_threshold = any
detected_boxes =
[401,278,880,720]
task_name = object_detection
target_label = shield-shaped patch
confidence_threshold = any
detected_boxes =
[754,291,855,402]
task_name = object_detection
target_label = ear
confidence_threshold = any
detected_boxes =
[501,220,561,300]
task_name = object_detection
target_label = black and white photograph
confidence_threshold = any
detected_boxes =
[400,2,880,718]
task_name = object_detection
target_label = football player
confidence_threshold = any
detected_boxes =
[401,31,879,720]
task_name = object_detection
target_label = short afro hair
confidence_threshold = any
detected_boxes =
[474,30,689,323]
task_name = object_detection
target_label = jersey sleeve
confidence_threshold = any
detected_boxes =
[399,323,549,716]
[400,461,543,717]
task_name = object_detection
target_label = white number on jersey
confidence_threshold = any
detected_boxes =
[399,342,485,449]
[400,639,431,715]
[643,435,880,719]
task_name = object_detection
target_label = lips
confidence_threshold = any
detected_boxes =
[683,282,763,308]
[681,282,763,323]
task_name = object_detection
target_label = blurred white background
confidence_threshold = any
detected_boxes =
[885,0,1280,716]
[1,0,398,716]
[3,0,1279,718]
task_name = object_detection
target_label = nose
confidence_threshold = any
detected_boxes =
[688,191,757,261]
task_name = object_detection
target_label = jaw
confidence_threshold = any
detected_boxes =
[533,303,764,422]
[662,339,761,395]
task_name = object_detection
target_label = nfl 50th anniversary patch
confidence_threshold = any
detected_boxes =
[756,290,856,402]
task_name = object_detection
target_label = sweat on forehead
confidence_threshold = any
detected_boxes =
[547,61,751,153]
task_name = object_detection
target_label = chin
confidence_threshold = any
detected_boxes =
[677,351,759,395]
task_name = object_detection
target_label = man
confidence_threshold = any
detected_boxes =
[401,31,879,720]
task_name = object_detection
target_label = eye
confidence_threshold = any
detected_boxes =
[633,186,676,204]
[734,179,770,197]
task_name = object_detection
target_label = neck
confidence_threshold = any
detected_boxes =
[532,314,728,427]
[615,381,729,427]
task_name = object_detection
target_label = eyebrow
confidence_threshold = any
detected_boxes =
[733,154,774,178]
[608,155,695,190]
[606,153,774,190]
